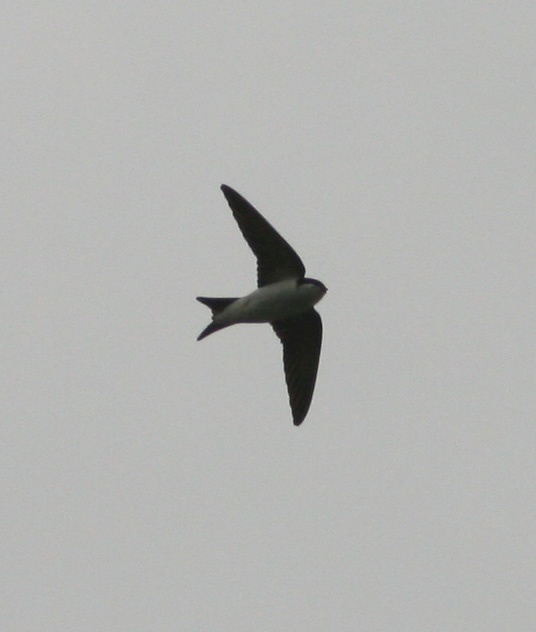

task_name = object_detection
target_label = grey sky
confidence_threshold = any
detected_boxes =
[2,3,535,630]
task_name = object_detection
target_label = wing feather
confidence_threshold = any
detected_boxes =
[221,185,306,287]
[271,309,322,426]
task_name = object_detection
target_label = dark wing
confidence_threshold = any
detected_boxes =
[271,309,322,426]
[221,185,306,287]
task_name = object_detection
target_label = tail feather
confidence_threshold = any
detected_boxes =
[196,296,239,341]
[196,296,238,315]
[197,321,227,341]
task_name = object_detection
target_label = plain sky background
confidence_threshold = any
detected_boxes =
[2,3,535,630]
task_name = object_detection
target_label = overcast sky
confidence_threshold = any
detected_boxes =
[2,3,535,630]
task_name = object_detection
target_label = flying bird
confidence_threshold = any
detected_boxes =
[197,185,327,426]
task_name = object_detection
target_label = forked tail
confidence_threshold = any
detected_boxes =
[196,296,238,341]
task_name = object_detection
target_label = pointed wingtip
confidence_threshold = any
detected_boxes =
[220,184,234,199]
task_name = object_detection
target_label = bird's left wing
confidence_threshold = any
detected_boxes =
[271,309,323,426]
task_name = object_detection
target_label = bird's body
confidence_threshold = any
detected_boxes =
[199,279,324,332]
[196,185,327,426]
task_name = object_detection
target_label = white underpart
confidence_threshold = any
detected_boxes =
[216,279,325,325]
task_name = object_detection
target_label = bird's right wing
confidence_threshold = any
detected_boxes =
[221,185,306,287]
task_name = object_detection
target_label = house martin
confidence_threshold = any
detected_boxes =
[197,185,327,426]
